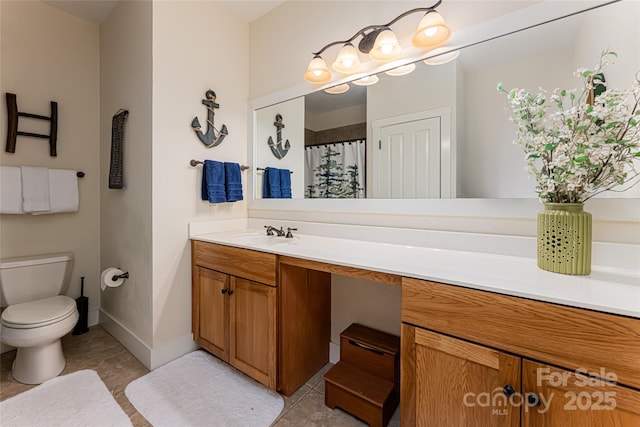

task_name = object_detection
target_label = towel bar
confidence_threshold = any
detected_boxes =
[189,159,249,171]
[257,167,294,174]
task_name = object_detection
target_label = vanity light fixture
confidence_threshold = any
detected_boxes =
[352,75,380,86]
[385,63,417,76]
[304,0,450,84]
[324,84,351,94]
[423,47,460,65]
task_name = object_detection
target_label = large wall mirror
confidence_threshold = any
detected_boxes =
[253,0,639,201]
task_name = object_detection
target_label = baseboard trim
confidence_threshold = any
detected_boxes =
[99,308,152,369]
[329,341,340,364]
[149,333,198,370]
[88,308,99,327]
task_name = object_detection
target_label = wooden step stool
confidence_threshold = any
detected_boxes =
[324,324,400,427]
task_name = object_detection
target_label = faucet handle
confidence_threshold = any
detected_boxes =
[286,227,298,238]
[264,225,274,236]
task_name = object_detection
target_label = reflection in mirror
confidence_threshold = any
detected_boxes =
[255,1,639,200]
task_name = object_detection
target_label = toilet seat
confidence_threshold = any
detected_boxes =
[1,296,76,329]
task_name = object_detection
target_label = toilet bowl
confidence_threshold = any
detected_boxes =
[0,253,77,384]
[1,295,79,384]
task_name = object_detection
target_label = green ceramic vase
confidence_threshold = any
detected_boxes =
[537,203,592,275]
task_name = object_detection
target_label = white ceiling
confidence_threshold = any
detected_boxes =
[43,0,285,25]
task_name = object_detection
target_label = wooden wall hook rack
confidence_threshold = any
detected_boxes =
[5,92,58,157]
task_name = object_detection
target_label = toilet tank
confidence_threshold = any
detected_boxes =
[0,253,74,307]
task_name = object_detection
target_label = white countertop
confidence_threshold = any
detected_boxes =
[190,228,640,319]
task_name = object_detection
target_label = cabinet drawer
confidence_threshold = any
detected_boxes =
[402,278,640,389]
[192,240,276,286]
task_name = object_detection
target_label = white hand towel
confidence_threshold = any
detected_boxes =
[35,169,79,214]
[0,166,24,214]
[20,166,50,212]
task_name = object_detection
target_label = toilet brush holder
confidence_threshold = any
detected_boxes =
[72,277,89,335]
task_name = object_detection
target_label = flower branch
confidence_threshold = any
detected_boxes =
[498,50,640,203]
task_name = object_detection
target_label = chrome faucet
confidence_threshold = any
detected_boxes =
[264,225,285,237]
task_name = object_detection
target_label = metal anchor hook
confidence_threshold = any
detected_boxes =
[267,114,290,159]
[191,89,229,148]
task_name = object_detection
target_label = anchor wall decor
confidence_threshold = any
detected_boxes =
[267,114,290,159]
[191,89,228,147]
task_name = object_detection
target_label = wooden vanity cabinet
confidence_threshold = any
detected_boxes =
[401,278,640,427]
[192,241,277,389]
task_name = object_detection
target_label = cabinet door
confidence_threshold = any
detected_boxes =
[402,324,520,427]
[195,267,229,360]
[229,277,277,389]
[522,360,640,426]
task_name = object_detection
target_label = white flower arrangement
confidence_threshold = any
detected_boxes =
[498,50,640,203]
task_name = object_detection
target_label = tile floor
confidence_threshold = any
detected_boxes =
[0,325,400,426]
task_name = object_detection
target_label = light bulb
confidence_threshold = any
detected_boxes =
[304,55,331,83]
[423,27,438,37]
[423,48,460,65]
[412,11,451,48]
[385,63,416,76]
[352,75,379,86]
[369,29,402,62]
[332,43,361,74]
[324,84,350,94]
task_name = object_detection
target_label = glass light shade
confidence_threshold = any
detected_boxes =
[412,11,451,48]
[304,56,331,83]
[369,29,402,62]
[385,63,416,76]
[423,48,460,65]
[324,84,350,94]
[352,75,379,86]
[332,43,361,74]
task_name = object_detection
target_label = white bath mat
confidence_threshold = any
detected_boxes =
[125,350,284,427]
[0,369,131,426]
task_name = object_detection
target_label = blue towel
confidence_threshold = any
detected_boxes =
[262,167,281,198]
[201,160,226,203]
[279,168,292,198]
[224,162,243,202]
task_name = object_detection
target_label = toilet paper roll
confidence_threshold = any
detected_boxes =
[101,267,126,291]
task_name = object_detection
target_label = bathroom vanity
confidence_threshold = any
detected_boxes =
[190,227,640,426]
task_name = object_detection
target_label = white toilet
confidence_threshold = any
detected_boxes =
[0,253,79,384]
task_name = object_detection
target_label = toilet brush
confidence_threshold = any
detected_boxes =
[72,276,89,335]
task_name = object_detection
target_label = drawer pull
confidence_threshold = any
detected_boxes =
[348,339,384,355]
[526,392,541,407]
[503,385,515,397]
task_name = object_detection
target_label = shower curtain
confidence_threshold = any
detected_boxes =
[304,140,366,198]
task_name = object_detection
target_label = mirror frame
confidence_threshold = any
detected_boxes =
[247,0,639,232]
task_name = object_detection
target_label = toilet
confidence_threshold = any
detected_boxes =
[0,253,79,384]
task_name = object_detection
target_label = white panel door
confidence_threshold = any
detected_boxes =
[373,117,441,198]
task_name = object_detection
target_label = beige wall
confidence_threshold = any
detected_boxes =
[0,1,101,319]
[151,1,249,365]
[100,1,153,349]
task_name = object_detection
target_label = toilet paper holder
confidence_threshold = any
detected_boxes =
[112,271,129,281]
